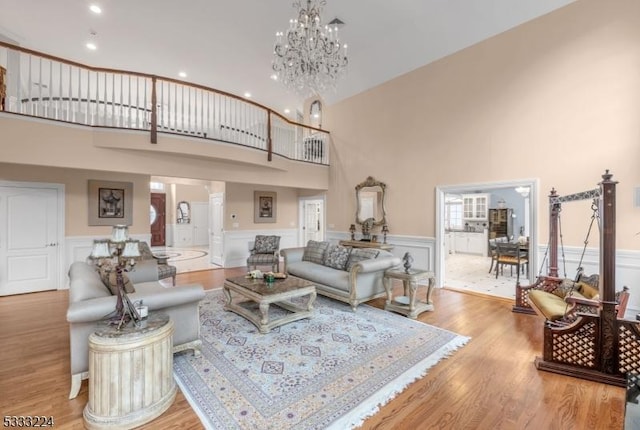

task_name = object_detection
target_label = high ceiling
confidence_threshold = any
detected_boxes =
[0,0,574,118]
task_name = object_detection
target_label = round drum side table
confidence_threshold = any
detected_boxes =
[83,313,177,429]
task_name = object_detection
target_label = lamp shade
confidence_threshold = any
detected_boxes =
[122,240,141,258]
[111,225,129,243]
[90,239,112,258]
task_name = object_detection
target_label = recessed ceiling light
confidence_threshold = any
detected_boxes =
[270,74,278,81]
[244,92,252,98]
[284,108,291,114]
[89,5,102,14]
[178,71,187,78]
[86,42,97,50]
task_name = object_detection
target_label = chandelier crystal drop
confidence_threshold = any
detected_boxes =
[272,0,348,97]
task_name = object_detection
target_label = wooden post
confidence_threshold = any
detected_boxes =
[150,76,157,144]
[599,170,618,374]
[548,188,559,278]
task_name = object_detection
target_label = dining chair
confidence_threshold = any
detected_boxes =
[495,241,528,279]
[488,236,509,274]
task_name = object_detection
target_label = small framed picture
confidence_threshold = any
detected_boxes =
[254,191,277,223]
[88,180,133,226]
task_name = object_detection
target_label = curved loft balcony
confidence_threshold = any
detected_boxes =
[0,41,330,167]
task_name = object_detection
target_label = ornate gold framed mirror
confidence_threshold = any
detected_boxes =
[355,176,387,227]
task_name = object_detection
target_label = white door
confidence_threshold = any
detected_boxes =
[209,193,224,266]
[191,202,209,246]
[299,198,324,245]
[0,185,62,295]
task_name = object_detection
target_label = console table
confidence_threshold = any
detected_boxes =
[84,313,177,429]
[339,240,394,251]
[383,268,435,319]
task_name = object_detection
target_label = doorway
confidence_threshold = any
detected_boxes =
[435,179,538,297]
[298,197,325,246]
[209,193,224,266]
[150,192,166,246]
[191,202,209,246]
[0,181,64,295]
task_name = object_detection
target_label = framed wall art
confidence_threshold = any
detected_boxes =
[254,191,277,223]
[88,180,133,226]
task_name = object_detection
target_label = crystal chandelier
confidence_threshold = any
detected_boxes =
[272,0,348,97]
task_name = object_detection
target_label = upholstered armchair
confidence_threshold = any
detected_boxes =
[138,241,177,285]
[247,235,281,272]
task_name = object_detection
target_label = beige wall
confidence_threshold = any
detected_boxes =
[325,0,640,249]
[0,163,308,238]
[0,163,150,236]
[224,183,299,231]
[0,116,329,191]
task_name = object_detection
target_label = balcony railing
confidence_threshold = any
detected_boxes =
[0,41,329,165]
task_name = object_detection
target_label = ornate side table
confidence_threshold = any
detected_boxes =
[383,268,435,319]
[83,313,177,429]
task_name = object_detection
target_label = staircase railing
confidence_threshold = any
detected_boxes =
[0,41,329,165]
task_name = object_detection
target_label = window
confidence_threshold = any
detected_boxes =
[445,201,463,230]
[150,181,165,191]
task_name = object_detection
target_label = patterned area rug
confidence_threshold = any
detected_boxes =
[174,289,470,430]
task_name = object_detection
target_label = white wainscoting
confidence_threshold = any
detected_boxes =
[326,231,436,272]
[223,229,298,269]
[63,232,640,316]
[536,245,640,316]
[63,234,151,289]
[327,231,640,316]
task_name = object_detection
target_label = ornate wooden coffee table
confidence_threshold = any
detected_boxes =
[223,275,316,333]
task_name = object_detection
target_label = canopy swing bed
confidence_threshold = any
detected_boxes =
[512,170,639,386]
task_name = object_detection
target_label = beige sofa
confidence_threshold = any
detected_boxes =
[66,260,205,399]
[281,242,401,310]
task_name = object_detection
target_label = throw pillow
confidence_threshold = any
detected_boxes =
[99,266,135,295]
[254,235,280,254]
[549,278,577,299]
[302,240,329,264]
[323,245,351,271]
[346,248,379,271]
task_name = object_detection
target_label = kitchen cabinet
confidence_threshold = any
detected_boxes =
[488,208,513,239]
[452,231,487,256]
[462,194,489,220]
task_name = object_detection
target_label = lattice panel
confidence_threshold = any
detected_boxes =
[550,321,597,368]
[619,324,640,374]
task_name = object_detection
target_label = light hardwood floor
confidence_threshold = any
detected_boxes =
[0,268,626,429]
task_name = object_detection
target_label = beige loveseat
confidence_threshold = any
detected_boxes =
[281,241,401,310]
[66,260,205,399]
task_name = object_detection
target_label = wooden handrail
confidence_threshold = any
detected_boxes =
[0,40,331,164]
[0,40,329,134]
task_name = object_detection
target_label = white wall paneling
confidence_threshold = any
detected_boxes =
[326,231,436,280]
[63,234,151,288]
[223,229,297,269]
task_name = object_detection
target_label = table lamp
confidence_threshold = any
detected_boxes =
[90,225,141,328]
